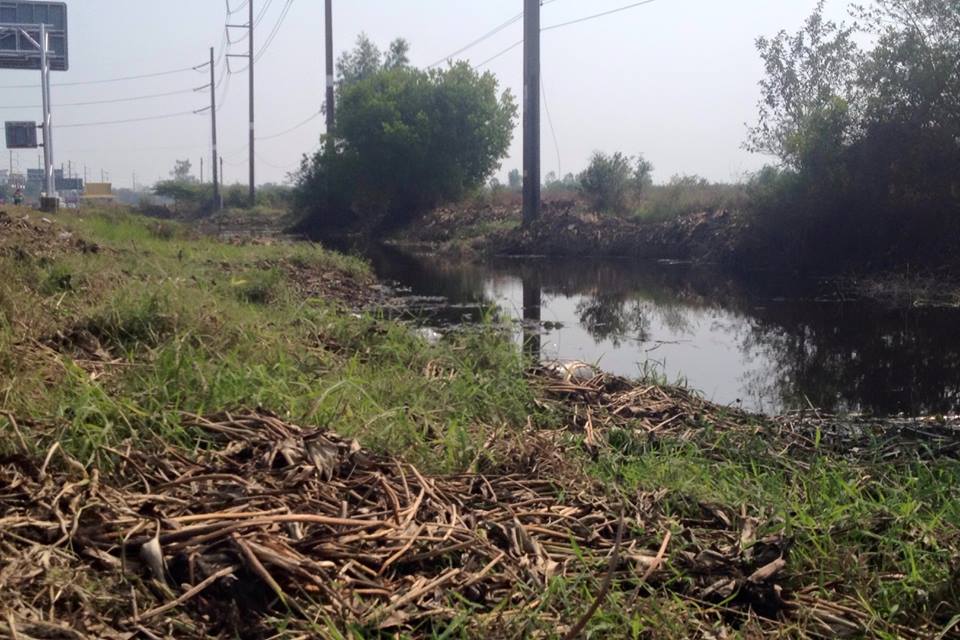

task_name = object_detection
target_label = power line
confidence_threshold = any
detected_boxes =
[473,0,658,69]
[428,0,563,69]
[473,40,523,69]
[253,0,276,28]
[541,0,658,32]
[428,12,523,69]
[56,110,201,129]
[0,65,201,90]
[541,77,562,176]
[0,86,205,109]
[254,0,295,63]
[256,110,322,140]
[226,0,249,14]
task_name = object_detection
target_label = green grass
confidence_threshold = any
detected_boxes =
[0,208,536,471]
[592,432,960,635]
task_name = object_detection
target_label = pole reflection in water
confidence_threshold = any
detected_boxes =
[522,275,542,362]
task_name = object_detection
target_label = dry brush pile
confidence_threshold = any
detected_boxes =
[2,390,944,639]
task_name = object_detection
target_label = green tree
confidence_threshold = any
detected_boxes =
[170,159,196,183]
[578,152,635,213]
[508,169,522,190]
[746,1,860,169]
[634,154,655,192]
[337,33,410,86]
[295,38,518,232]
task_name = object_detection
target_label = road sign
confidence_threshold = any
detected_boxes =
[5,120,37,148]
[0,1,67,71]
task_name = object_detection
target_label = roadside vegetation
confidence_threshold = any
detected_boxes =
[292,35,517,235]
[1,205,958,638]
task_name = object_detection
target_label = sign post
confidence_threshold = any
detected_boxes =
[0,2,68,208]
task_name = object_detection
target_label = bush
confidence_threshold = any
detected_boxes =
[293,36,518,234]
[578,152,653,214]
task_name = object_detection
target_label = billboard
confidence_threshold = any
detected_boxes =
[5,120,37,148]
[0,2,68,71]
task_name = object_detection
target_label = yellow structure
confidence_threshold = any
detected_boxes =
[81,182,115,203]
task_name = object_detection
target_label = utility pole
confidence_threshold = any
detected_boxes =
[209,46,220,211]
[200,157,204,184]
[248,0,255,206]
[523,0,541,226]
[325,0,335,153]
[227,2,255,206]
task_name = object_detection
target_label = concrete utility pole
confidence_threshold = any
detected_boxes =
[248,0,256,206]
[209,47,220,210]
[523,0,541,226]
[325,0,335,153]
[228,4,255,206]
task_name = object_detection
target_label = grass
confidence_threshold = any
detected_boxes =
[1,205,958,638]
[0,207,535,472]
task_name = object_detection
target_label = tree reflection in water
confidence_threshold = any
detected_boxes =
[358,246,960,416]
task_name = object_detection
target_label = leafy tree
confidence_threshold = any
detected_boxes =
[745,1,860,169]
[578,152,636,213]
[295,37,518,232]
[634,154,655,192]
[740,0,960,274]
[154,180,209,209]
[337,33,410,87]
[507,169,522,190]
[170,159,196,183]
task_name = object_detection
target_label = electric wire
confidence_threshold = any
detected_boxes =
[473,0,658,68]
[256,110,322,140]
[427,12,523,68]
[0,65,201,90]
[428,0,562,69]
[254,0,276,28]
[254,0,295,63]
[226,0,249,14]
[541,77,562,176]
[56,110,201,129]
[541,0,659,32]
[0,86,204,109]
[473,40,523,69]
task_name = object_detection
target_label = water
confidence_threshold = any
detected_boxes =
[359,245,960,417]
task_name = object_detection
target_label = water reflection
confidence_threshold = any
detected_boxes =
[522,275,542,362]
[350,245,960,417]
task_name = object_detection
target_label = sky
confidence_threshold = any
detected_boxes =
[0,0,856,189]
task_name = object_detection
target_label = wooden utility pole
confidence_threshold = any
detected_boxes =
[325,0,335,152]
[209,46,220,210]
[523,0,541,226]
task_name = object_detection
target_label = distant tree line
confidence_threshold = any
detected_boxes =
[153,159,292,216]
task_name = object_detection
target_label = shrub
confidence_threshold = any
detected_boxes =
[293,35,518,234]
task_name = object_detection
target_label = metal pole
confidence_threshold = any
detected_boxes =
[39,22,55,200]
[209,47,220,211]
[522,0,541,227]
[248,0,256,206]
[325,0,334,150]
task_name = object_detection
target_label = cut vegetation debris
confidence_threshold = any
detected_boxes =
[1,207,959,639]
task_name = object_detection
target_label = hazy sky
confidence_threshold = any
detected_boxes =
[0,0,854,188]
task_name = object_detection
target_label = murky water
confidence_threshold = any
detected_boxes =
[356,245,960,416]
